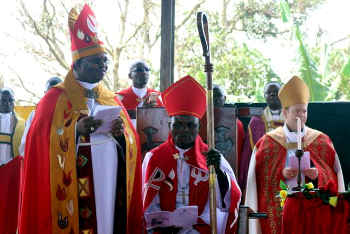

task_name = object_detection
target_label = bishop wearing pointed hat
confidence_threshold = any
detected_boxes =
[142,75,241,233]
[245,76,345,234]
[18,4,143,234]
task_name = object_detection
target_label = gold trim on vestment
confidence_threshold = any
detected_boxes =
[0,134,11,143]
[267,126,322,150]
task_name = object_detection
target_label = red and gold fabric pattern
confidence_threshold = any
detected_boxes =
[253,126,338,234]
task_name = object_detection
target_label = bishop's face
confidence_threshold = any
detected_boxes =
[74,53,108,84]
[170,115,199,149]
[283,103,308,132]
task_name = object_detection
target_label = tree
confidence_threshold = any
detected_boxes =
[176,13,280,103]
[9,0,205,104]
[174,0,327,102]
[279,0,350,101]
[2,0,331,105]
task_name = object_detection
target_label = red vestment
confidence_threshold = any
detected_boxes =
[248,126,339,234]
[117,87,163,111]
[18,71,144,234]
[143,134,241,233]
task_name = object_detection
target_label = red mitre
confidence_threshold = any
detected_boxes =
[68,4,105,62]
[162,75,206,119]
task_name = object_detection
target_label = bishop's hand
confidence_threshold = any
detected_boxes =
[303,168,318,180]
[205,148,229,205]
[205,148,222,172]
[110,117,124,138]
[76,116,102,136]
[282,167,298,180]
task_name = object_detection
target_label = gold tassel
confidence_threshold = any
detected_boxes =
[68,7,79,31]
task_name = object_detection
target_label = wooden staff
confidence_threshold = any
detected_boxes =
[197,12,217,234]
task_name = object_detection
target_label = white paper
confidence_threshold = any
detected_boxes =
[145,206,198,230]
[289,151,311,171]
[92,105,122,134]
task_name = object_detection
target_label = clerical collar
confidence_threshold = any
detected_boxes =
[270,109,281,115]
[175,146,190,154]
[78,81,99,90]
[132,86,147,98]
[283,123,307,143]
[78,81,99,99]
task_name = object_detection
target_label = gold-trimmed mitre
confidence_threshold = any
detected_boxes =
[278,76,310,108]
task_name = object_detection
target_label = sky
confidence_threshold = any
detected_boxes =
[1,0,350,103]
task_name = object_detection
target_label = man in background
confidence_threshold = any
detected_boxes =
[117,60,163,127]
[213,84,245,171]
[0,88,24,165]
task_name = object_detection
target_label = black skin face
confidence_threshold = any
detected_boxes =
[128,61,150,89]
[169,115,199,149]
[169,115,227,195]
[74,53,108,84]
[0,90,14,114]
[213,86,226,107]
[264,83,282,111]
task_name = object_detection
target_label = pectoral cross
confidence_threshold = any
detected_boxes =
[136,97,144,103]
[172,153,188,161]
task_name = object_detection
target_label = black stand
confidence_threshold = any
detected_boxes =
[292,149,304,191]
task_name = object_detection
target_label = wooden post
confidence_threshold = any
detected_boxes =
[160,0,175,91]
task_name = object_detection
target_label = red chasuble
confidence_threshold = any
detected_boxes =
[144,134,241,233]
[253,127,338,234]
[117,87,163,110]
[18,70,144,234]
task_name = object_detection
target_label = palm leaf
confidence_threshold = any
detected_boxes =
[341,57,350,78]
[295,25,328,101]
[280,0,291,23]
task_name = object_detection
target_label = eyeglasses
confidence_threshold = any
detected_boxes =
[85,56,110,66]
[265,91,278,96]
[131,67,150,73]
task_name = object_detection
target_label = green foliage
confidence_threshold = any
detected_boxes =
[236,1,280,39]
[235,0,326,39]
[278,0,329,101]
[173,0,333,103]
[280,0,291,23]
[341,58,350,78]
[280,180,288,190]
[176,13,280,103]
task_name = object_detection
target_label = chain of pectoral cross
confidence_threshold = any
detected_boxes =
[177,153,189,205]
